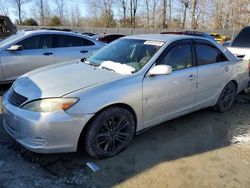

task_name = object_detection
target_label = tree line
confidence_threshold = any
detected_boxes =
[0,0,249,29]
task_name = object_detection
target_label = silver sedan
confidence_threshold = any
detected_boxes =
[2,34,250,158]
[0,29,104,83]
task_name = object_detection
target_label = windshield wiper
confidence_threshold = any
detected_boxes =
[99,61,135,75]
[81,58,99,67]
[100,66,115,72]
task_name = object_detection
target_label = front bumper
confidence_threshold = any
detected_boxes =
[2,91,94,153]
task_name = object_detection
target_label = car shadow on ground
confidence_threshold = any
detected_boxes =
[0,85,250,187]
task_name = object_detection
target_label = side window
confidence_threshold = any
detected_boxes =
[54,35,94,48]
[17,35,52,50]
[158,44,193,71]
[82,38,95,46]
[195,43,228,65]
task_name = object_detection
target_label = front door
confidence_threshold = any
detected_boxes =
[142,41,197,128]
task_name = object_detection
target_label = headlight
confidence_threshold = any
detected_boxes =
[22,98,78,112]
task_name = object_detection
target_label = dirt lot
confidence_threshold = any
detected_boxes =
[0,85,250,188]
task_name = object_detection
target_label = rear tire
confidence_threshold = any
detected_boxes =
[85,107,135,158]
[213,82,236,112]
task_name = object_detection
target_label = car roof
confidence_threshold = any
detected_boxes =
[23,29,84,37]
[92,33,125,38]
[0,15,10,19]
[124,34,198,42]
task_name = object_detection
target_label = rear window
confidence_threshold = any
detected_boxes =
[53,34,95,48]
[195,43,228,65]
[231,27,250,48]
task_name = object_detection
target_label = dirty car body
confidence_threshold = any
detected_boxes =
[2,34,250,158]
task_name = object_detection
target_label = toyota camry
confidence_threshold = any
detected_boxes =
[2,34,249,158]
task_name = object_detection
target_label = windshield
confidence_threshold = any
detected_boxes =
[231,27,250,48]
[0,31,25,48]
[87,38,164,74]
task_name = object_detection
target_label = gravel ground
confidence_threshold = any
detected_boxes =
[0,85,250,188]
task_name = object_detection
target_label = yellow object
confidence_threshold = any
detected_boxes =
[210,33,230,44]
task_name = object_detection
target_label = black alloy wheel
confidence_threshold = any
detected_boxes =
[213,82,237,112]
[85,107,135,158]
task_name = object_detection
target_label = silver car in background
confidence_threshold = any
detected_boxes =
[2,34,250,158]
[0,29,104,83]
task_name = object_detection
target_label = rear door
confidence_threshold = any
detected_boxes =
[53,34,97,63]
[1,34,54,81]
[193,39,231,109]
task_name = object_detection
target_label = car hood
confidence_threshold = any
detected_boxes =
[12,61,124,101]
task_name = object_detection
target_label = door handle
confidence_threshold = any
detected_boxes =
[187,74,197,81]
[43,52,53,56]
[80,50,88,53]
[224,66,230,72]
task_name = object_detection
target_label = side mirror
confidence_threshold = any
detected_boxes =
[7,45,23,52]
[148,65,172,76]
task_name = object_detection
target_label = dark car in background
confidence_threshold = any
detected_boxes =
[160,31,215,40]
[0,15,16,39]
[91,34,125,43]
[82,32,97,37]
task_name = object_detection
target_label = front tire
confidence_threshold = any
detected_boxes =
[213,82,237,112]
[85,107,135,158]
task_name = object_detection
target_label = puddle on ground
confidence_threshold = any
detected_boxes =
[228,124,250,149]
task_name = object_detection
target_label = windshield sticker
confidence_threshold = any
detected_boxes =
[144,41,164,46]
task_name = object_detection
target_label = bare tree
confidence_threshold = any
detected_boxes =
[168,0,172,26]
[191,0,197,29]
[13,0,248,30]
[120,0,128,24]
[129,0,138,28]
[85,0,116,27]
[162,0,167,28]
[145,0,150,28]
[0,0,10,16]
[152,0,160,29]
[54,0,65,23]
[70,5,81,26]
[180,0,189,29]
[130,0,132,26]
[10,0,30,25]
[44,2,51,25]
[34,0,47,25]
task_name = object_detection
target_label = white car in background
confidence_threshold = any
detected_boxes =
[227,26,250,60]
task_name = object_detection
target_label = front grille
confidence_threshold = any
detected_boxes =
[9,89,28,107]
